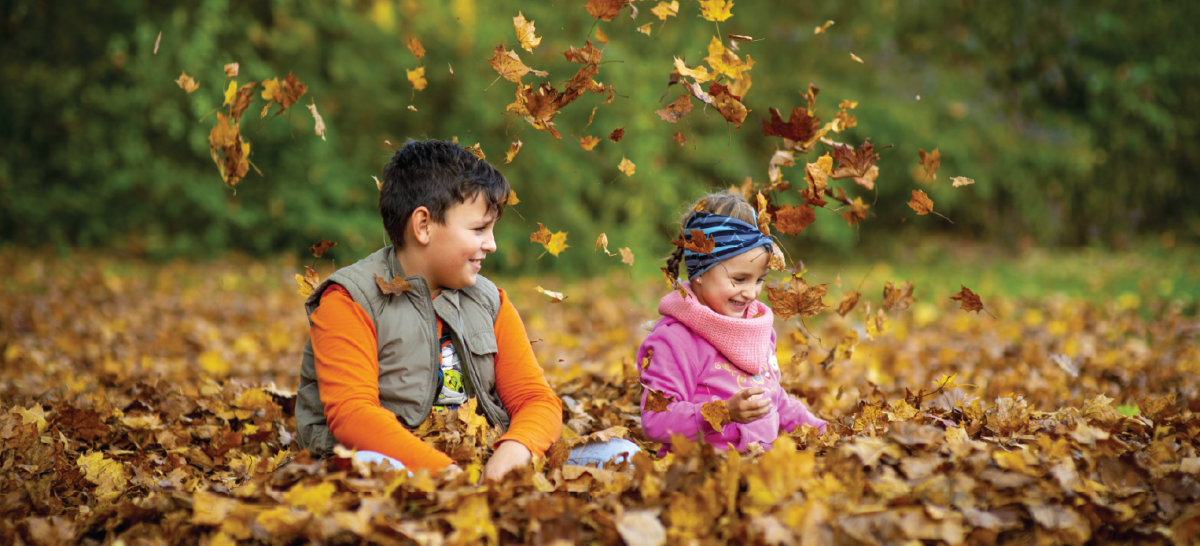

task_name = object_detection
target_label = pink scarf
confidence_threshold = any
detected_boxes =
[658,282,775,375]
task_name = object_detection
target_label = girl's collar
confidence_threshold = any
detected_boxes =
[658,282,774,375]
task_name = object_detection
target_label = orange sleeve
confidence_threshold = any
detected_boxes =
[310,285,454,471]
[493,288,564,456]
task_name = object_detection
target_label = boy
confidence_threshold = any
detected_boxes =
[294,139,563,481]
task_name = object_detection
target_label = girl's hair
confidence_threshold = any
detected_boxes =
[665,191,758,280]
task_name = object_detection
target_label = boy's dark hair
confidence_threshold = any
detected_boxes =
[380,139,511,248]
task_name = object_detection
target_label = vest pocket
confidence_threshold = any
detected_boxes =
[466,331,498,355]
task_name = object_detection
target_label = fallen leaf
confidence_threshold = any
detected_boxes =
[618,157,636,176]
[836,291,861,317]
[951,176,974,187]
[908,190,934,215]
[645,389,675,412]
[773,204,816,236]
[950,285,985,314]
[609,128,625,142]
[307,101,326,141]
[918,148,941,180]
[850,53,864,63]
[580,136,601,151]
[672,229,715,254]
[406,67,427,91]
[308,239,336,258]
[656,94,694,123]
[505,140,522,164]
[619,247,635,266]
[702,400,732,430]
[699,0,734,22]
[175,71,199,94]
[651,1,679,20]
[814,20,834,34]
[407,37,426,59]
[77,451,127,503]
[536,286,567,303]
[513,12,542,52]
[375,274,412,295]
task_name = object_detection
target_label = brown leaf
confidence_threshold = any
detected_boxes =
[224,63,239,78]
[831,139,879,180]
[585,0,626,21]
[773,204,816,236]
[656,94,694,123]
[595,28,609,44]
[918,148,941,180]
[407,37,426,59]
[595,233,610,254]
[762,107,819,142]
[802,154,833,207]
[513,12,542,52]
[227,83,258,122]
[701,400,732,431]
[580,136,601,151]
[767,275,829,321]
[882,281,915,311]
[488,44,545,83]
[645,389,675,413]
[836,291,861,317]
[261,72,308,114]
[671,228,715,254]
[609,128,625,142]
[563,41,604,65]
[950,285,985,313]
[375,274,412,296]
[530,223,552,245]
[294,266,320,297]
[505,140,522,164]
[308,239,336,258]
[505,189,520,206]
[840,197,869,226]
[673,132,687,146]
[619,247,635,266]
[531,223,569,256]
[908,190,934,215]
[175,71,199,94]
[712,92,749,128]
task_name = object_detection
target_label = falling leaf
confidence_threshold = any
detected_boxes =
[513,12,542,52]
[773,204,816,236]
[835,329,859,360]
[595,233,610,253]
[307,101,326,141]
[673,57,713,83]
[767,275,829,321]
[175,71,199,94]
[595,28,609,44]
[261,73,308,114]
[672,132,686,146]
[712,90,749,128]
[701,400,732,430]
[406,67,427,91]
[814,20,835,34]
[850,53,864,64]
[651,1,679,20]
[836,291,861,317]
[465,142,485,161]
[609,128,625,142]
[699,0,734,22]
[580,136,601,151]
[505,189,520,206]
[802,153,833,206]
[153,31,161,54]
[840,197,869,226]
[619,247,635,266]
[224,63,239,78]
[407,37,425,59]
[951,176,975,187]
[222,81,237,106]
[831,138,879,180]
[373,176,384,190]
[908,190,934,215]
[228,83,258,122]
[950,285,986,314]
[408,105,417,111]
[618,157,636,176]
[656,94,693,123]
[448,63,454,74]
[644,389,675,412]
[636,23,652,35]
[882,281,916,311]
[488,44,546,83]
[918,148,941,180]
[839,99,858,109]
[375,274,413,295]
[672,229,715,254]
[536,286,567,303]
[308,239,336,258]
[293,266,320,297]
[531,223,569,256]
[704,37,754,81]
[762,107,819,143]
[585,0,625,21]
[505,140,522,164]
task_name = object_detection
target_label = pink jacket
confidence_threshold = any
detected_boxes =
[638,285,826,453]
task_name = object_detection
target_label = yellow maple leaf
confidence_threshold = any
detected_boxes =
[513,12,542,52]
[704,37,753,81]
[407,67,427,91]
[14,405,47,433]
[619,157,636,176]
[699,0,734,22]
[673,57,713,83]
[223,81,237,106]
[447,495,498,544]
[77,451,128,503]
[652,1,679,20]
[546,231,570,256]
[283,482,336,516]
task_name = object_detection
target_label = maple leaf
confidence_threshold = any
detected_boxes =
[513,12,542,52]
[261,73,308,114]
[918,148,941,180]
[307,101,326,141]
[563,41,604,64]
[836,291,861,317]
[704,37,754,81]
[223,82,237,108]
[505,189,520,206]
[595,28,609,44]
[656,93,694,123]
[673,132,686,146]
[224,63,239,78]
[673,57,714,83]
[585,0,626,21]
[618,157,636,176]
[488,44,546,83]
[536,286,567,303]
[406,67,427,91]
[831,139,880,180]
[505,140,522,164]
[908,190,934,215]
[407,37,426,59]
[802,153,833,207]
[644,388,674,412]
[850,165,880,190]
[767,149,795,187]
[950,285,987,314]
[651,1,679,20]
[175,71,199,93]
[814,20,834,34]
[762,107,819,143]
[228,83,258,122]
[580,136,600,151]
[701,400,732,430]
[595,233,610,254]
[713,91,749,128]
[699,0,734,22]
[293,266,320,297]
[620,248,634,266]
[767,275,829,320]
[839,99,858,109]
[637,23,652,35]
[881,280,915,311]
[77,451,128,503]
[840,197,870,227]
[835,329,859,360]
[308,239,336,258]
[952,176,975,187]
[609,128,625,142]
[375,274,413,295]
[772,204,815,236]
[209,112,239,148]
[672,228,716,254]
[531,223,569,256]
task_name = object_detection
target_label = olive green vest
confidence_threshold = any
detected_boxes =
[295,246,511,457]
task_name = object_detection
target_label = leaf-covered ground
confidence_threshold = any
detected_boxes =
[2,249,1199,545]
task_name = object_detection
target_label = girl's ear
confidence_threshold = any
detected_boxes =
[409,206,433,246]
[693,276,702,285]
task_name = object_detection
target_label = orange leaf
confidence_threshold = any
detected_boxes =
[767,275,829,321]
[488,44,546,83]
[908,190,934,215]
[950,285,985,314]
[407,37,426,59]
[585,0,625,21]
[504,140,522,164]
[918,148,941,180]
[840,197,870,226]
[701,400,732,430]
[656,94,693,123]
[671,229,715,254]
[175,71,199,94]
[882,281,916,311]
[814,20,834,34]
[580,136,601,151]
[773,204,816,236]
[645,389,674,413]
[308,239,336,258]
[531,223,569,256]
[850,53,864,64]
[294,266,320,297]
[513,12,542,52]
[375,274,412,295]
[672,132,686,146]
[406,67,427,91]
[836,291,861,317]
[563,41,604,64]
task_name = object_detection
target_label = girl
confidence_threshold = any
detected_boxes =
[639,192,826,454]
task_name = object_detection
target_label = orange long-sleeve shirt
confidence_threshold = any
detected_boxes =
[309,284,562,471]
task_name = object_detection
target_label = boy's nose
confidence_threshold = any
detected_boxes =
[482,231,497,253]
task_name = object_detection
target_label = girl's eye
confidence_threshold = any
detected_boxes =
[756,278,765,284]
[732,277,746,283]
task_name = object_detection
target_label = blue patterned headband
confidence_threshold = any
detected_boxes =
[682,212,774,279]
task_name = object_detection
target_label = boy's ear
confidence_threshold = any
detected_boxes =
[409,206,433,246]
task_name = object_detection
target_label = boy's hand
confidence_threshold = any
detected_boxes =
[482,440,532,483]
[727,387,771,424]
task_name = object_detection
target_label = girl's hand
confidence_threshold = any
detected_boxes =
[727,387,771,423]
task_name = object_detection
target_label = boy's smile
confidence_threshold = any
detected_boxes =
[399,194,498,300]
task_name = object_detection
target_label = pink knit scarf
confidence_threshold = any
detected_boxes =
[658,282,775,375]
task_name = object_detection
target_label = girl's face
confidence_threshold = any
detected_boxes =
[692,247,770,318]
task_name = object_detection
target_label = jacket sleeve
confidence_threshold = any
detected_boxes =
[639,322,745,448]
[492,288,563,456]
[773,376,827,434]
[310,285,455,470]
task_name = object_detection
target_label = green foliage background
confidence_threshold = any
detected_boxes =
[2,0,1196,277]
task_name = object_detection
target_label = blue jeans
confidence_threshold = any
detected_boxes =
[353,438,641,471]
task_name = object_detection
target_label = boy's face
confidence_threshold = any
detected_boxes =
[425,194,498,293]
[692,247,770,318]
